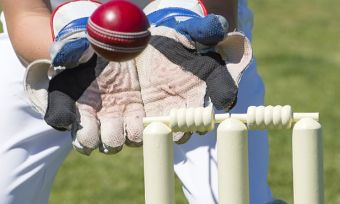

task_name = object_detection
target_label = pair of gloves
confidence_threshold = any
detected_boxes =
[24,0,252,155]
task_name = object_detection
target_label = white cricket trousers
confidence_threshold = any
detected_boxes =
[0,33,72,204]
[0,21,272,204]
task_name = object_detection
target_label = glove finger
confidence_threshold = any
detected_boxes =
[99,117,125,154]
[206,65,238,110]
[44,90,76,130]
[124,104,145,147]
[143,95,197,144]
[72,104,100,155]
[173,132,192,144]
[45,55,103,129]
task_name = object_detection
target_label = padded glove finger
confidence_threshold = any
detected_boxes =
[45,91,76,131]
[99,115,125,154]
[72,104,100,155]
[123,103,145,146]
[45,55,102,130]
[74,60,145,154]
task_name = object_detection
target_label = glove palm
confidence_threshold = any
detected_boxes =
[136,14,251,142]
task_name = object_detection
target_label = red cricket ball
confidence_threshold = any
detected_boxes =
[87,0,150,61]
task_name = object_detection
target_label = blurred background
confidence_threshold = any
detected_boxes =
[251,0,340,203]
[1,0,339,203]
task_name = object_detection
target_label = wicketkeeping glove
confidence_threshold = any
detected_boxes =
[136,1,253,143]
[24,0,252,154]
[24,0,145,155]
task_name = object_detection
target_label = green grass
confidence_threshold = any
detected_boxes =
[251,0,340,203]
[1,0,339,203]
[49,148,188,203]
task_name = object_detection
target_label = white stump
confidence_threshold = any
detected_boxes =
[292,118,323,204]
[217,118,249,204]
[143,122,175,204]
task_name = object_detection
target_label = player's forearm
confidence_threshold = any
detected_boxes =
[203,0,238,32]
[7,15,52,65]
[1,0,52,64]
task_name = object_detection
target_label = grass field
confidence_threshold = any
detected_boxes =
[1,0,339,203]
[252,0,340,203]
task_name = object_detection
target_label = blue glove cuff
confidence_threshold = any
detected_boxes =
[147,8,202,27]
[52,37,90,67]
[175,15,227,46]
[55,17,89,41]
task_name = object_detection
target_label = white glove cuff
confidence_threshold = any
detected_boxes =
[51,0,100,40]
[24,60,52,115]
[216,31,253,85]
